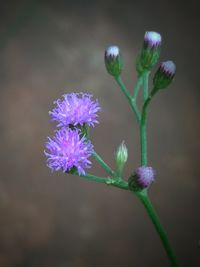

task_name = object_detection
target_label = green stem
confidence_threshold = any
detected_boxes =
[140,88,157,165]
[79,173,108,184]
[140,105,148,166]
[133,75,143,99]
[143,71,150,102]
[136,190,178,267]
[115,76,141,123]
[92,151,115,176]
[79,173,129,190]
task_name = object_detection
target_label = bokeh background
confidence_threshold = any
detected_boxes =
[0,0,199,266]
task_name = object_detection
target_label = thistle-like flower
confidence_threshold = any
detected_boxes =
[153,60,176,90]
[44,128,93,175]
[105,45,123,77]
[128,166,155,191]
[137,31,162,73]
[49,93,101,128]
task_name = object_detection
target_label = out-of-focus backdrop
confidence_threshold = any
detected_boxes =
[0,0,199,266]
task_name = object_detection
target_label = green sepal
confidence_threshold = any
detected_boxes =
[153,70,174,90]
[136,47,161,74]
[128,173,143,192]
[105,55,123,77]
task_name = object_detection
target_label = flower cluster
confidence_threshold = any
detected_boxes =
[45,93,100,175]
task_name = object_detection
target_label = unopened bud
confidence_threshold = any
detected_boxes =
[153,60,176,90]
[115,141,128,175]
[128,166,155,191]
[105,45,123,77]
[137,31,162,73]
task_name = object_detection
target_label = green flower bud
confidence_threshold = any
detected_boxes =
[153,60,176,90]
[115,141,128,175]
[105,45,123,77]
[137,31,162,74]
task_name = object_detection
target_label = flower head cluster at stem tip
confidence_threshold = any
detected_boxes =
[45,93,101,174]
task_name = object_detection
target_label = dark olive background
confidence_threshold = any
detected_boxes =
[0,0,199,266]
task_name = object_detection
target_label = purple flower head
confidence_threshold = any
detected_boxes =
[135,166,155,188]
[128,166,155,191]
[49,93,101,128]
[44,128,93,175]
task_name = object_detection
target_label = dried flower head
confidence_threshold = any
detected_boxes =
[49,93,101,128]
[44,128,93,175]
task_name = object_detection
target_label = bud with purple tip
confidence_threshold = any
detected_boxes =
[137,31,162,73]
[153,60,176,90]
[128,166,155,191]
[104,45,123,77]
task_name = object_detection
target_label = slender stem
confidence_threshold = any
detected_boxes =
[92,151,115,176]
[143,71,150,102]
[140,102,149,165]
[140,88,157,165]
[79,173,129,190]
[79,173,109,184]
[136,190,178,267]
[140,99,148,166]
[133,75,143,99]
[115,76,141,123]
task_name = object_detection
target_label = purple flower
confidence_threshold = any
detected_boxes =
[49,93,101,128]
[128,166,155,191]
[44,128,93,175]
[135,166,155,188]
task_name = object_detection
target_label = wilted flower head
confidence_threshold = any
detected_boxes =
[49,93,101,128]
[44,128,93,175]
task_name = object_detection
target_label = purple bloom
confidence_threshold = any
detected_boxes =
[44,128,93,175]
[49,93,101,128]
[135,166,155,188]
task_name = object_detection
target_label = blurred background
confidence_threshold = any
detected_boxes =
[0,0,199,266]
